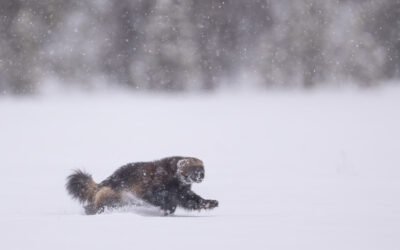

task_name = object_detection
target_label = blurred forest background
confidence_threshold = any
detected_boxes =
[0,0,399,94]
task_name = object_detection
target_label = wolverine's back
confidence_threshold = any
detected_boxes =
[99,157,181,195]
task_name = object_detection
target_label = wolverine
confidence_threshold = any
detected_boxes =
[66,156,218,215]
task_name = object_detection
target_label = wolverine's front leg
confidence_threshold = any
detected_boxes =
[145,187,178,215]
[178,189,218,211]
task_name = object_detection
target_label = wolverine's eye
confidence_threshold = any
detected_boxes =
[190,165,204,172]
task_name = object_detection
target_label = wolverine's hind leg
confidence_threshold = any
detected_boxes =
[85,186,122,215]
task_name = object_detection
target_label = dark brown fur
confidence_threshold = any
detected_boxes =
[66,156,218,215]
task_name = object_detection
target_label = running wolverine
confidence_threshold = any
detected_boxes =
[66,156,218,215]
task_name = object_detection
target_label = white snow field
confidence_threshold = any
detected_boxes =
[0,87,400,250]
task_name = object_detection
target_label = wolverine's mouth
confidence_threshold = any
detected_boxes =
[190,177,203,183]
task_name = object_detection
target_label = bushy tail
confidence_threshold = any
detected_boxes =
[66,170,98,204]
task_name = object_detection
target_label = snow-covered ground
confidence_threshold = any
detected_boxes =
[0,87,399,250]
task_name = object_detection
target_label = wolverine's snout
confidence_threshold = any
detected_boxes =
[190,166,205,183]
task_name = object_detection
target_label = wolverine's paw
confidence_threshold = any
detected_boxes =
[162,209,174,216]
[202,200,219,209]
[161,205,177,216]
[84,204,98,215]
[84,204,104,215]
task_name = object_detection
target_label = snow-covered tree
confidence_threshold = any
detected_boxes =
[130,0,202,91]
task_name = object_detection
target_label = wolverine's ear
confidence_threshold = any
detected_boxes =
[177,159,185,168]
[177,158,190,170]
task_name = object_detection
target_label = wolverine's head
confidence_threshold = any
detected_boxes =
[177,157,205,184]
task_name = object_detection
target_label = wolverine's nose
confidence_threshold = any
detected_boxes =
[200,172,204,179]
